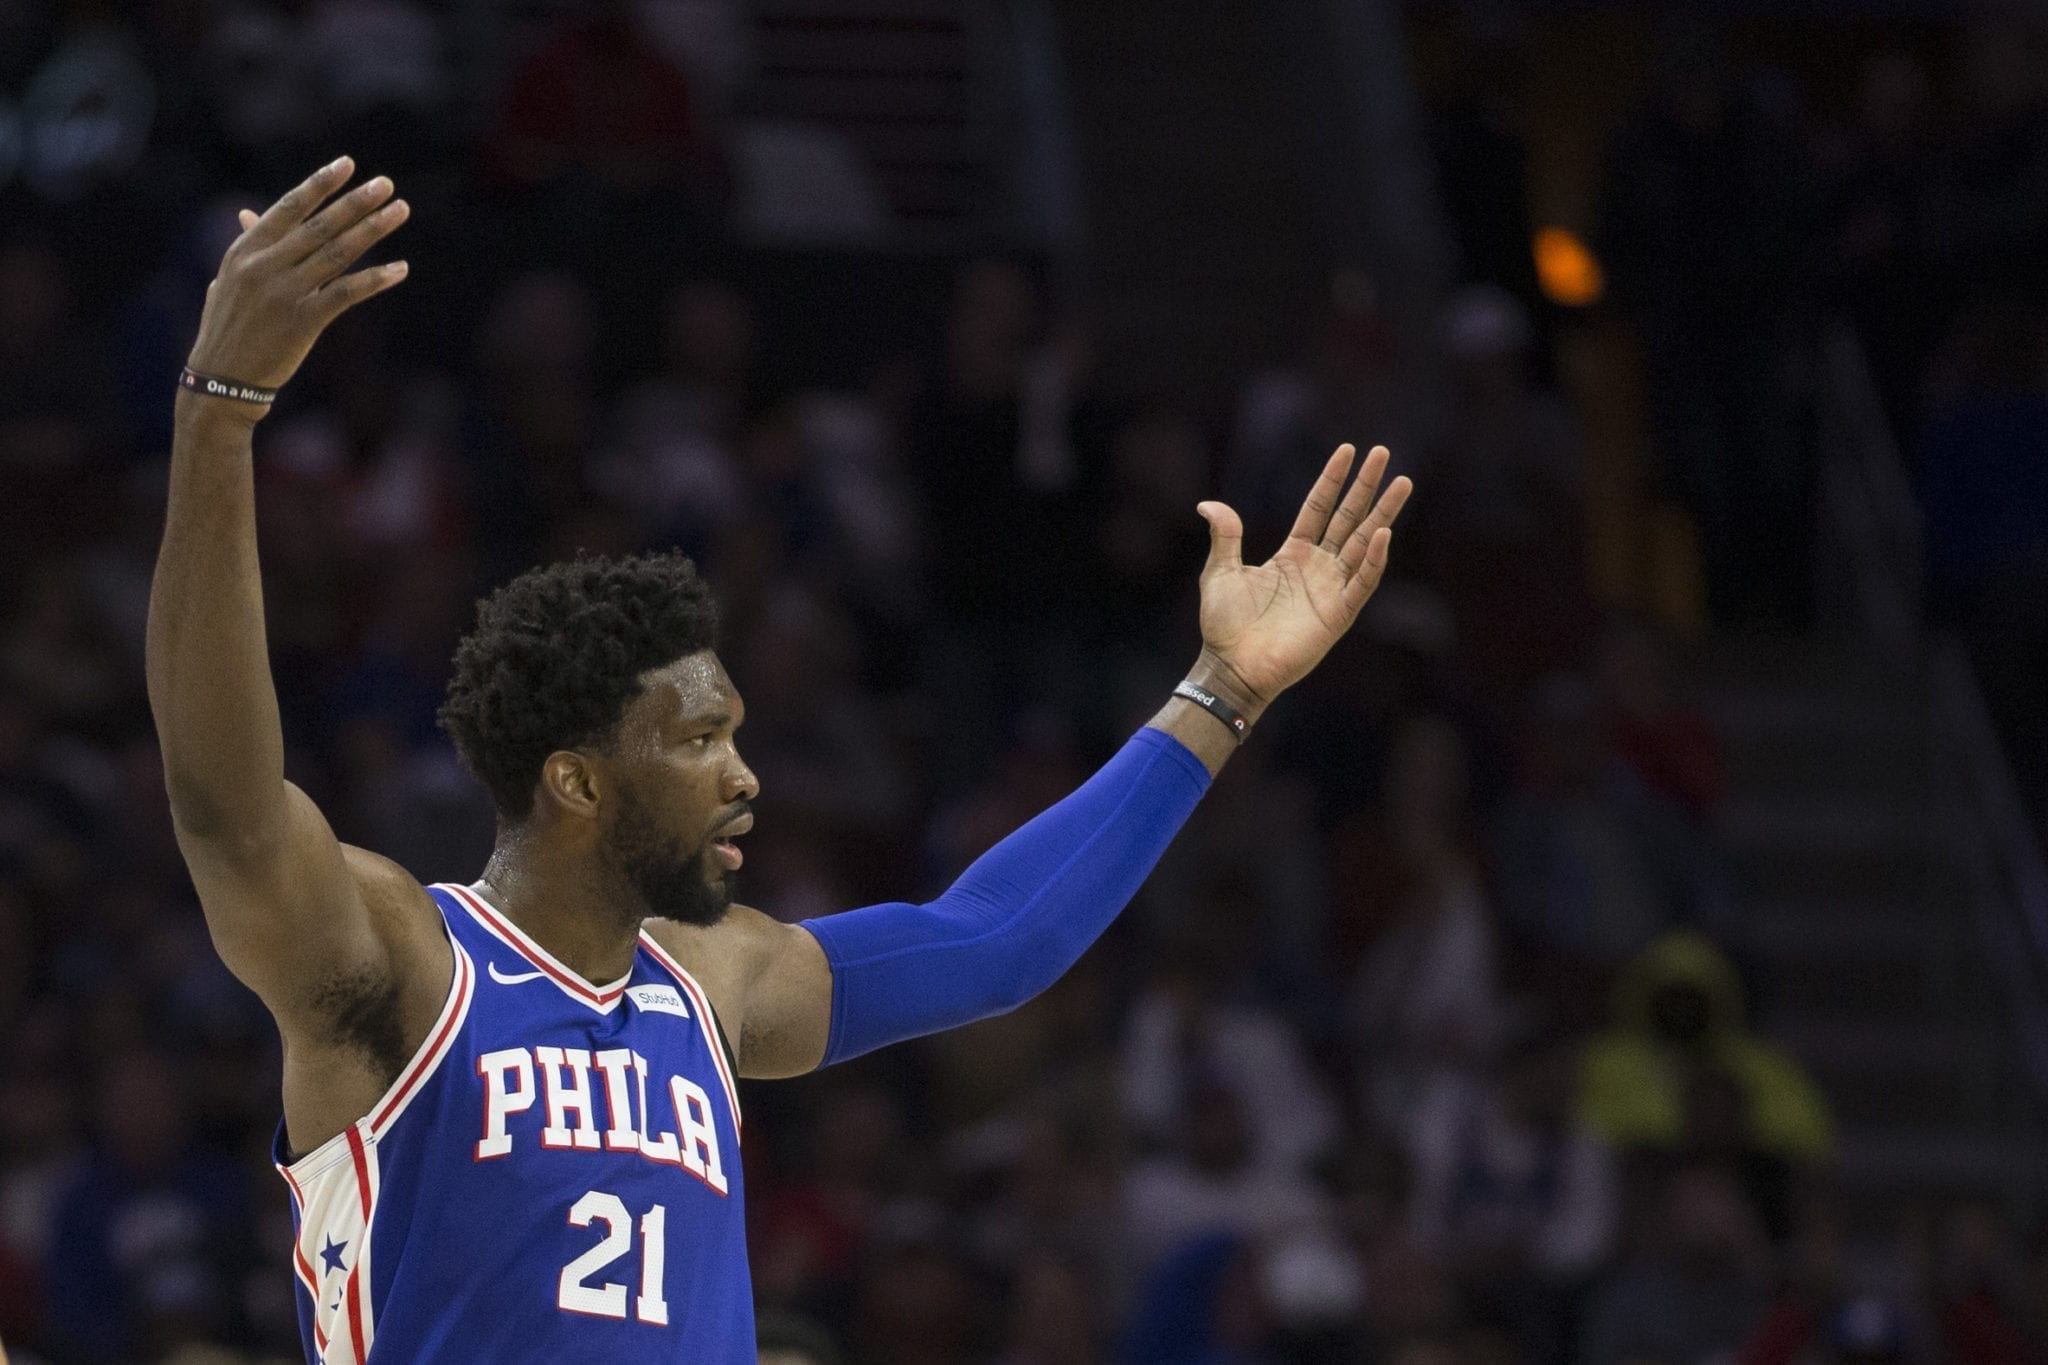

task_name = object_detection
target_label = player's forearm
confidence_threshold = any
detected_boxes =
[145,393,289,847]
[800,724,1212,1065]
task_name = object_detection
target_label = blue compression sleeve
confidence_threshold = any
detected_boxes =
[800,725,1212,1066]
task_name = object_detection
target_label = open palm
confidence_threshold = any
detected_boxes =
[1196,444,1413,704]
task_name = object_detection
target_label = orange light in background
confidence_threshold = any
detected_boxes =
[1534,227,1605,307]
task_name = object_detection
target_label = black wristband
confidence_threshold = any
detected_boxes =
[1173,679,1250,741]
[179,367,278,406]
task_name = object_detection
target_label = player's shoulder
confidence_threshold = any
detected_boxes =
[339,842,447,956]
[642,904,788,1012]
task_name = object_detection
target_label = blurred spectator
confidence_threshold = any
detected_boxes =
[302,0,447,173]
[908,261,1113,787]
[42,1052,251,1361]
[1121,921,1341,1177]
[1580,1164,1774,1365]
[484,0,730,355]
[1493,677,1732,1013]
[197,6,315,185]
[599,279,765,549]
[1598,19,1817,628]
[1341,714,1503,1133]
[1334,1137,1456,1352]
[13,18,155,206]
[1415,286,1591,688]
[950,1094,1121,1285]
[328,551,495,878]
[1579,933,1833,1238]
[733,582,912,845]
[1408,1023,1619,1362]
[1594,621,1724,821]
[1425,17,1544,324]
[485,0,724,197]
[1119,1084,1330,1291]
[466,272,604,581]
[1231,269,1433,548]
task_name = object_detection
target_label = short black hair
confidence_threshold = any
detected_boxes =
[438,551,720,821]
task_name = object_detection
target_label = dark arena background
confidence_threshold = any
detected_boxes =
[6,0,2048,1361]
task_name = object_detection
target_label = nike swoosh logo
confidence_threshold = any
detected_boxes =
[488,962,548,986]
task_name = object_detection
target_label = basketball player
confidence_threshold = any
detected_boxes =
[145,158,1411,1362]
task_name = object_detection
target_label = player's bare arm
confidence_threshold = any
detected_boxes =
[669,443,1412,1079]
[144,156,446,1154]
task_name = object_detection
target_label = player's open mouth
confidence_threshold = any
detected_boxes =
[709,812,750,871]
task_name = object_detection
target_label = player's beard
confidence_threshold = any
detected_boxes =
[603,782,735,927]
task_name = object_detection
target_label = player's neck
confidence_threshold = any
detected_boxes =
[474,848,645,986]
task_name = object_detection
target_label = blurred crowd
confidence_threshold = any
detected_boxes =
[4,3,2048,1364]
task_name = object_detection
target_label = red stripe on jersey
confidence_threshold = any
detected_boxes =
[371,944,473,1134]
[345,1126,373,1219]
[639,934,742,1134]
[344,1125,374,1356]
[443,883,628,1008]
[345,1269,365,1361]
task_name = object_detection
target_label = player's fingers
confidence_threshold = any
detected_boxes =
[1198,500,1244,576]
[238,209,259,232]
[289,175,397,268]
[1342,527,1396,610]
[240,156,355,251]
[1320,443,1388,553]
[295,197,409,286]
[1285,444,1355,546]
[311,260,409,322]
[1339,475,1412,574]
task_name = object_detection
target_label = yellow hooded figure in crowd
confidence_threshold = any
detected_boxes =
[1580,931,1835,1164]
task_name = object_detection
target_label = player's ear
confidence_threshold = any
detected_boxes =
[537,750,602,821]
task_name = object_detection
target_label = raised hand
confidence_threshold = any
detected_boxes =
[1193,444,1412,708]
[186,156,410,398]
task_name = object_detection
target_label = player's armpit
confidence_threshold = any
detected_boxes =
[644,907,832,1079]
[174,780,445,1028]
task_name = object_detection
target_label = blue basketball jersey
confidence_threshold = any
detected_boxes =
[273,882,753,1363]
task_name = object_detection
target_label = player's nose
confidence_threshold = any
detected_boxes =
[724,750,759,804]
